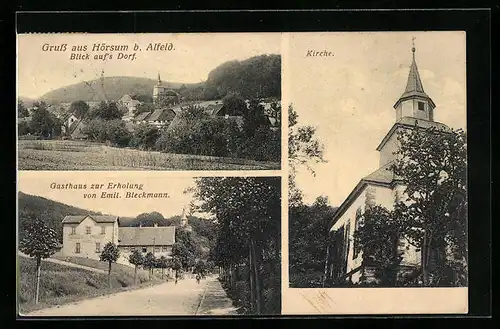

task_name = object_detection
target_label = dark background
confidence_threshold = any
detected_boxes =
[4,7,492,322]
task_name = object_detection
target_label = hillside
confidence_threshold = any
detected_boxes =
[38,76,198,105]
[30,54,281,105]
[18,192,105,241]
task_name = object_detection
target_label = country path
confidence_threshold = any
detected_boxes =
[23,275,238,316]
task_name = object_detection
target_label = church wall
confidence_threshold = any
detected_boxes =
[379,129,400,167]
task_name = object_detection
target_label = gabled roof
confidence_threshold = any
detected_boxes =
[134,111,151,121]
[329,163,400,229]
[62,215,119,224]
[118,226,176,246]
[147,108,176,122]
[203,104,225,116]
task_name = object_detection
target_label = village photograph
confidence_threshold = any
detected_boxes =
[17,33,281,171]
[17,172,281,316]
[286,32,467,291]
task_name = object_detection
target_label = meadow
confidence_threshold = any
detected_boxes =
[17,140,280,171]
[18,255,163,314]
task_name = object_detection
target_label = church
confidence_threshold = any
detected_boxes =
[324,43,453,285]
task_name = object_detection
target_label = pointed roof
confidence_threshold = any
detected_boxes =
[394,44,435,109]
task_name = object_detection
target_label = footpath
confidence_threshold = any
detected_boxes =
[195,276,239,315]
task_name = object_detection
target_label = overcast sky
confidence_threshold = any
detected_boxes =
[18,172,206,218]
[284,31,466,206]
[17,33,281,99]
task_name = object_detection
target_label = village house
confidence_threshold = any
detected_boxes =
[61,111,88,139]
[324,44,454,285]
[60,212,185,267]
[118,94,143,122]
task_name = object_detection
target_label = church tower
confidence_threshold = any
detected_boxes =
[153,73,166,104]
[393,39,436,122]
[376,39,445,167]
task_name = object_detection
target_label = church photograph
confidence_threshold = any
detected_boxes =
[17,33,281,171]
[287,32,467,289]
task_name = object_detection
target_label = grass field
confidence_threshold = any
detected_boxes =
[18,140,280,170]
[18,256,164,314]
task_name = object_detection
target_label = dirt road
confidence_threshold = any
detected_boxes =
[24,277,225,316]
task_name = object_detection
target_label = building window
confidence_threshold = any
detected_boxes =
[417,101,425,111]
[154,247,160,253]
[71,227,76,235]
[95,243,101,253]
[130,247,135,252]
[142,247,147,253]
[162,246,168,252]
[85,226,91,234]
[101,226,106,235]
[75,243,81,254]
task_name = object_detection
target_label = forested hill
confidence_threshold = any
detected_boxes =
[18,192,104,241]
[38,77,195,105]
[205,54,281,99]
[30,53,281,105]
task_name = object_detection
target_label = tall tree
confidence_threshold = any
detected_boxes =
[89,101,123,120]
[29,104,61,138]
[288,104,325,207]
[157,256,169,279]
[144,252,157,280]
[70,100,90,118]
[390,125,467,286]
[18,100,29,118]
[128,249,144,284]
[19,217,60,304]
[99,242,120,288]
[193,177,281,314]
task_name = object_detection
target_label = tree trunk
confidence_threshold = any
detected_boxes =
[249,242,256,312]
[250,238,262,314]
[108,262,112,288]
[149,268,152,280]
[134,265,138,285]
[422,232,429,285]
[162,268,164,279]
[323,245,331,287]
[35,257,41,304]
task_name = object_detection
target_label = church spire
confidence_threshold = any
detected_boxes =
[393,38,436,122]
[157,73,162,85]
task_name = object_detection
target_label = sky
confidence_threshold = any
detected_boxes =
[17,33,281,99]
[18,172,209,219]
[284,31,466,206]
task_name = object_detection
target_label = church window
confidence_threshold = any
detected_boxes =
[417,101,425,111]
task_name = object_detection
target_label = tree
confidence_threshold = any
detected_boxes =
[353,205,404,286]
[157,256,169,279]
[70,100,90,118]
[171,257,182,279]
[144,252,157,280]
[19,217,60,304]
[128,249,145,284]
[390,125,467,286]
[131,94,153,104]
[129,124,160,150]
[289,196,337,288]
[29,103,61,138]
[193,177,281,314]
[89,101,123,120]
[99,242,120,288]
[288,104,325,207]
[18,100,29,118]
[194,259,207,276]
[132,212,168,227]
[222,92,247,116]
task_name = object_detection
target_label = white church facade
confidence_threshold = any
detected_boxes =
[325,44,453,285]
